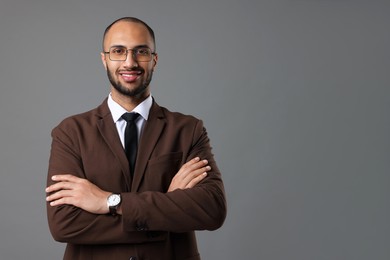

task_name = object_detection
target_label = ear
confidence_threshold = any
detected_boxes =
[152,53,158,72]
[101,52,108,70]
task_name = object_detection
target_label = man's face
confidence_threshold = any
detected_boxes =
[101,21,158,98]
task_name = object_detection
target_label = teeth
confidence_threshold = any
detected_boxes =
[122,73,140,76]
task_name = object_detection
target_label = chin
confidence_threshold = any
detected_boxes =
[114,83,149,98]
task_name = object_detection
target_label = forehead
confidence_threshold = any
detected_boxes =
[104,21,154,49]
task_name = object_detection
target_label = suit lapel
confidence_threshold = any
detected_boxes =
[96,99,132,190]
[132,101,166,191]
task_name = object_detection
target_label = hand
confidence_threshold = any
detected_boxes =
[46,174,111,214]
[168,157,210,192]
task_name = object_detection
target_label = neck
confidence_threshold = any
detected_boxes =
[110,88,149,111]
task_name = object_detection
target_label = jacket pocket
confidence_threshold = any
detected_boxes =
[148,152,183,166]
[143,152,183,192]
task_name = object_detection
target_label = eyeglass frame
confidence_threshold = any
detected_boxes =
[103,46,156,62]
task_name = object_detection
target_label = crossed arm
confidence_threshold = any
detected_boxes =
[46,157,210,215]
[46,117,226,243]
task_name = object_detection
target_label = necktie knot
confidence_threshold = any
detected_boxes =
[122,112,140,122]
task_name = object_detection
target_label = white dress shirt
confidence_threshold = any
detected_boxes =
[107,93,153,148]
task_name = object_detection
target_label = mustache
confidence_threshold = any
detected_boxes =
[118,67,144,73]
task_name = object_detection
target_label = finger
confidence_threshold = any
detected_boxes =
[188,157,201,164]
[178,159,208,176]
[48,196,75,207]
[46,189,74,203]
[52,174,83,183]
[182,165,211,183]
[177,157,200,172]
[186,172,208,189]
[190,160,209,171]
[46,181,74,193]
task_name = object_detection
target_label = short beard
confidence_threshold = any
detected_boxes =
[107,69,153,97]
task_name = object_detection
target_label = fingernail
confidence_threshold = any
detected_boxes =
[203,159,208,164]
[206,166,211,170]
[52,175,57,180]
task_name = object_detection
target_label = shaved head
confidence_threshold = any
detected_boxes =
[102,17,156,51]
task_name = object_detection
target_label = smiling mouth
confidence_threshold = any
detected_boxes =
[119,70,142,82]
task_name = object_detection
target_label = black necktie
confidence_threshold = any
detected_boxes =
[121,112,140,175]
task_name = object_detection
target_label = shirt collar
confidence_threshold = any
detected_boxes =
[107,93,153,123]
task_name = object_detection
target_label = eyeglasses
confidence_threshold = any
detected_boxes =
[104,46,156,62]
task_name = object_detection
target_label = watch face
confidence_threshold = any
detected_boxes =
[108,194,121,206]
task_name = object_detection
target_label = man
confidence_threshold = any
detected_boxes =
[45,17,226,260]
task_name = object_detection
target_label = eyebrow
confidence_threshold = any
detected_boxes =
[109,44,151,49]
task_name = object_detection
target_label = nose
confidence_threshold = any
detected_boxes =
[123,50,138,68]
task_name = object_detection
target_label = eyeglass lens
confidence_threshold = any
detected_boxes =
[109,47,152,61]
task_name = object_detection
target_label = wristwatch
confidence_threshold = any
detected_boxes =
[107,193,121,215]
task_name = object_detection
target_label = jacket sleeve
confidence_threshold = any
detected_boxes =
[46,122,167,245]
[120,119,227,233]
[47,116,227,244]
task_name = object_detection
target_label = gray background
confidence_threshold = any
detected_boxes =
[0,0,389,259]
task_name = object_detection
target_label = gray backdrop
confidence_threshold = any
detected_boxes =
[0,0,389,259]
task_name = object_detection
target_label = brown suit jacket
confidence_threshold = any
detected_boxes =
[47,99,227,260]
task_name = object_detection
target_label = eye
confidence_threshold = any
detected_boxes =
[136,48,151,56]
[111,47,126,55]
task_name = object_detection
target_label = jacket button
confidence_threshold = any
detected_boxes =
[136,225,147,231]
[146,231,160,238]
